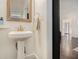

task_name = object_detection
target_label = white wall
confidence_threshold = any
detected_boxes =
[0,0,35,59]
[60,0,78,37]
[35,0,47,59]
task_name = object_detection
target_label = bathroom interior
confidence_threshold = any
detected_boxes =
[0,0,52,59]
[54,0,78,59]
[60,0,78,59]
[0,0,78,59]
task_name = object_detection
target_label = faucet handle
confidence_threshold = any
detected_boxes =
[17,25,24,31]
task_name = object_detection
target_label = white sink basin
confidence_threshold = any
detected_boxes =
[8,31,33,40]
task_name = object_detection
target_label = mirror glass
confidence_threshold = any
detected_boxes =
[7,0,32,22]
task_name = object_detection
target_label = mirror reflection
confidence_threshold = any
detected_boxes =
[7,0,32,22]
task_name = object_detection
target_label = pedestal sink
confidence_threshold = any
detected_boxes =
[8,31,33,59]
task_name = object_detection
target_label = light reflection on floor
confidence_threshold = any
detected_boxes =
[60,37,78,59]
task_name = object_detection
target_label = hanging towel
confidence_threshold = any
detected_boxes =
[36,17,40,31]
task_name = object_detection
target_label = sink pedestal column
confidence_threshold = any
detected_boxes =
[8,31,33,59]
[17,41,25,59]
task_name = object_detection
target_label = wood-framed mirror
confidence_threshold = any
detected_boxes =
[7,0,32,22]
